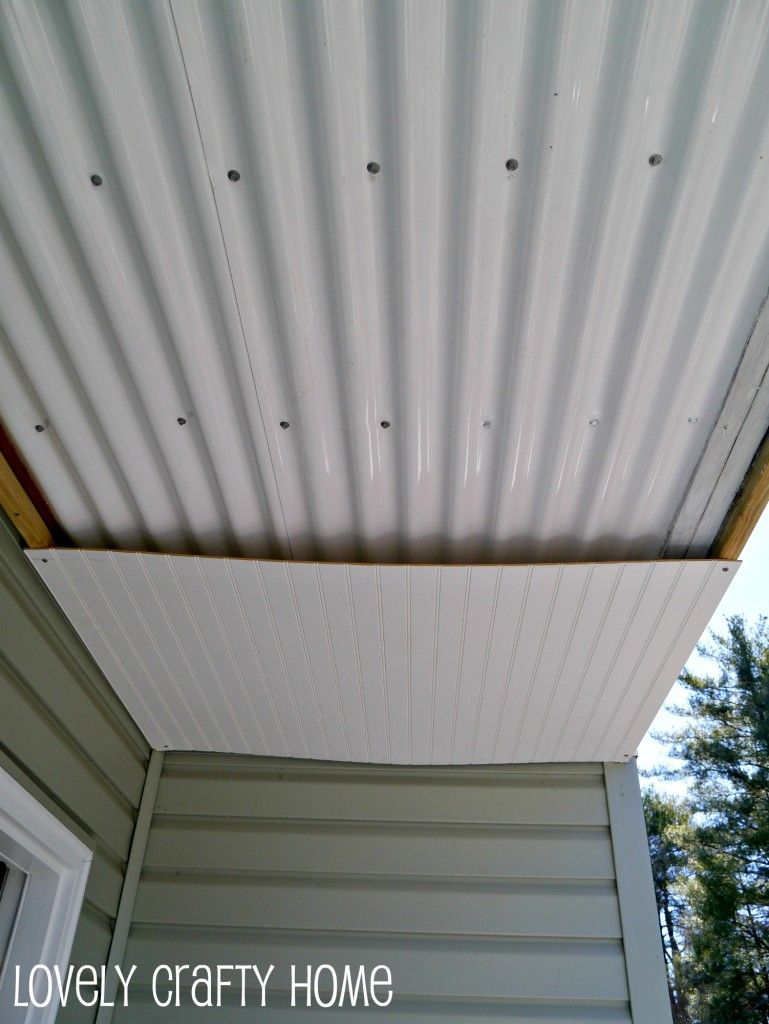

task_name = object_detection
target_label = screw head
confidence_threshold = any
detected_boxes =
[505,158,519,172]
[279,420,290,430]
[648,153,662,167]
[227,169,241,182]
[90,174,103,186]
[367,161,380,175]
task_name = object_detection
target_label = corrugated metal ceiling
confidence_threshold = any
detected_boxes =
[2,0,769,563]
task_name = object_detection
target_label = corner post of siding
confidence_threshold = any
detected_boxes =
[604,760,672,1024]
[96,748,164,1024]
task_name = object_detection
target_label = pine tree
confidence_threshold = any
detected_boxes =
[643,789,692,1023]
[647,615,769,1023]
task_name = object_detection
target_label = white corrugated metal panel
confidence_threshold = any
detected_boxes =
[27,549,737,762]
[119,757,631,1022]
[1,0,769,563]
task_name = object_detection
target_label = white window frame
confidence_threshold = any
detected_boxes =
[0,765,91,1024]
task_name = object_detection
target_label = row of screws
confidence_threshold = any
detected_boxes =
[88,154,664,189]
[33,414,704,434]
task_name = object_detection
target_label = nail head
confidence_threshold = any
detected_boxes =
[649,153,662,167]
[90,174,103,186]
[380,420,390,429]
[505,158,519,172]
[367,161,380,175]
[177,417,187,426]
[588,416,600,427]
[279,420,290,429]
[227,169,241,182]
[34,423,45,432]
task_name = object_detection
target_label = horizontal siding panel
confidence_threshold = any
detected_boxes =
[124,929,628,1002]
[144,820,615,880]
[82,845,126,919]
[129,757,629,1017]
[134,875,621,938]
[160,754,606,775]
[0,556,149,798]
[57,904,113,1024]
[115,995,632,1024]
[155,771,609,826]
[0,663,136,854]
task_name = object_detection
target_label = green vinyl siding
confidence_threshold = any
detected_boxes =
[0,514,149,1024]
[120,755,631,1023]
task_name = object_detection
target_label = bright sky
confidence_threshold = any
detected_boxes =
[637,505,769,791]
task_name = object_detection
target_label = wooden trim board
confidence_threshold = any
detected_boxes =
[0,449,53,548]
[713,428,769,559]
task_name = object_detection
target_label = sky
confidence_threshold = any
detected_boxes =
[636,504,769,791]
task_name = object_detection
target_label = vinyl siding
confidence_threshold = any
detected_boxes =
[0,513,149,1024]
[120,756,632,1022]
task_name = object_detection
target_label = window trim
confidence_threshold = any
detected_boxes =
[0,764,91,1023]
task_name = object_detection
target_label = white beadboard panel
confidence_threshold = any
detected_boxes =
[1,1,769,563]
[27,549,737,762]
[117,757,631,1021]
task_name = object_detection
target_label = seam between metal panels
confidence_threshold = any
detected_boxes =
[166,0,293,559]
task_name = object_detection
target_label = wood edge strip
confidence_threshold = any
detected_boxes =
[712,427,769,559]
[0,449,54,548]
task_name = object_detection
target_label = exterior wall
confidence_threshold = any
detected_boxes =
[121,756,634,1022]
[0,515,150,1024]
